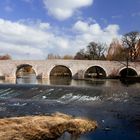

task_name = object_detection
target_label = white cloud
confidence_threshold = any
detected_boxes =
[0,18,52,59]
[73,20,120,45]
[0,19,51,48]
[0,42,44,59]
[39,22,50,30]
[73,20,103,35]
[43,0,93,20]
[0,18,121,60]
[73,20,89,33]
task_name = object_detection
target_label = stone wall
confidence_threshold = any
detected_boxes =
[0,60,140,79]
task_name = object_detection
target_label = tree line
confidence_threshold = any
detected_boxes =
[74,31,140,61]
[47,31,140,62]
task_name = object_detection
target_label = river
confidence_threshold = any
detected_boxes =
[0,77,140,140]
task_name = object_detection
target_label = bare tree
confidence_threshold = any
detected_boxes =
[47,53,61,59]
[74,49,87,60]
[86,42,106,60]
[122,31,140,61]
[62,55,73,60]
[74,42,106,60]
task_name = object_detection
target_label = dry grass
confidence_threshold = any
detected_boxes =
[0,112,97,140]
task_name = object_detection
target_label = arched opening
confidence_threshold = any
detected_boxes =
[50,65,72,77]
[49,65,72,85]
[119,68,137,78]
[84,66,106,79]
[16,64,36,84]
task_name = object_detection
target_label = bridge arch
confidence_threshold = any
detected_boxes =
[16,64,37,78]
[49,65,72,78]
[84,66,107,78]
[119,67,138,77]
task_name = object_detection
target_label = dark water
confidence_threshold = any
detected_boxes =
[0,77,140,140]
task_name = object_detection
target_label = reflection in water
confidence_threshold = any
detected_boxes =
[120,77,140,86]
[0,72,139,87]
[50,77,72,85]
[16,74,37,84]
[15,77,107,87]
[0,76,139,88]
[0,78,16,84]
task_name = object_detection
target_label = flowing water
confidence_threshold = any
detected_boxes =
[0,77,140,140]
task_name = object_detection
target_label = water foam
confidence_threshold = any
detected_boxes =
[59,93,100,103]
[105,91,129,102]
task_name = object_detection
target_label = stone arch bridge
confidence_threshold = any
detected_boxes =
[0,60,140,79]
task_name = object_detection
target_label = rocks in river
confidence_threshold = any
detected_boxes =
[0,112,98,140]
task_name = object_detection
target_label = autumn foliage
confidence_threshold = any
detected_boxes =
[106,39,127,61]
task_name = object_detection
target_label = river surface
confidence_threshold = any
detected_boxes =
[0,77,140,140]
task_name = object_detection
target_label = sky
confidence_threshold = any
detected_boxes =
[0,0,140,60]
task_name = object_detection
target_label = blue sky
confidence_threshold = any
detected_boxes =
[0,0,139,59]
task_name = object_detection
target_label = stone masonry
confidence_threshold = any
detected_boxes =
[0,60,140,79]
